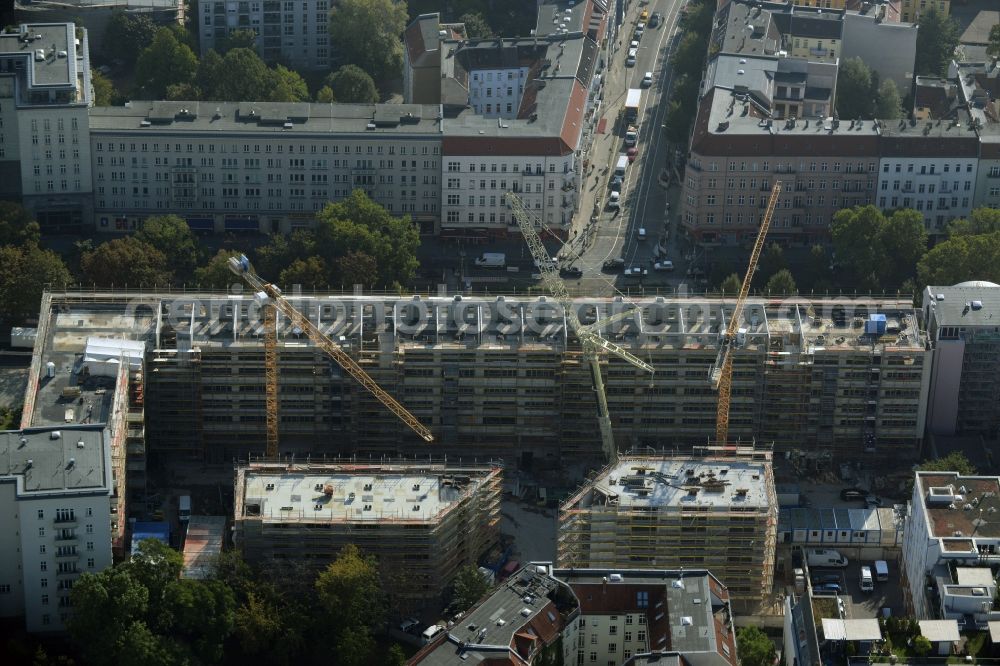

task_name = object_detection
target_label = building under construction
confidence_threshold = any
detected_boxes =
[232,461,502,615]
[23,290,930,466]
[556,451,778,613]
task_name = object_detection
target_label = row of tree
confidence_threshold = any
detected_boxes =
[835,58,904,120]
[663,0,714,146]
[0,190,421,324]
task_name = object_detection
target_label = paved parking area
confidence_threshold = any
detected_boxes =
[810,558,904,620]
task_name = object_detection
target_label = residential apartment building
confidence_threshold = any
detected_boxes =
[410,564,580,665]
[841,8,916,94]
[88,101,442,235]
[902,471,1000,620]
[198,0,332,70]
[0,426,115,633]
[557,454,778,613]
[555,568,737,666]
[233,461,501,615]
[0,23,93,233]
[900,0,949,24]
[28,291,931,466]
[959,60,1000,210]
[922,282,1000,437]
[402,13,465,105]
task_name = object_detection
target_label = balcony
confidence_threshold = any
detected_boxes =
[54,532,77,543]
[56,568,79,578]
[53,516,77,526]
[55,549,79,561]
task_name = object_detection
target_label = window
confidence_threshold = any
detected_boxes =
[42,594,49,605]
[609,643,617,654]
[87,558,95,568]
[0,585,10,593]
[86,524,93,534]
[637,591,649,608]
[39,527,45,537]
[39,545,46,554]
[591,634,597,644]
[589,653,597,663]
[40,561,47,572]
[38,509,44,519]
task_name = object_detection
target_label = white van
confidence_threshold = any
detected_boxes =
[614,155,628,177]
[860,566,874,593]
[422,624,445,643]
[874,560,889,582]
[806,548,848,568]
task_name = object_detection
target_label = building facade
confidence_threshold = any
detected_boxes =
[922,282,1000,437]
[233,461,501,615]
[0,427,115,633]
[557,454,778,613]
[198,0,332,70]
[900,0,949,24]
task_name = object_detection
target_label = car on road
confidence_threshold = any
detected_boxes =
[602,258,626,272]
[630,40,639,50]
[608,191,621,209]
[654,261,675,271]
[611,175,623,191]
[650,12,662,28]
[637,227,647,240]
[625,267,648,278]
[626,48,637,67]
[560,266,583,278]
[840,488,866,501]
[635,23,645,38]
[641,71,653,87]
[627,146,638,163]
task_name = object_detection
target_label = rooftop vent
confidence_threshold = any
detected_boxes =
[609,573,623,582]
[49,431,61,440]
[76,440,85,449]
[927,485,963,506]
[25,459,32,469]
[971,300,983,310]
[283,122,293,130]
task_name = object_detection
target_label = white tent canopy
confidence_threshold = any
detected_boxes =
[83,337,145,377]
[822,618,883,642]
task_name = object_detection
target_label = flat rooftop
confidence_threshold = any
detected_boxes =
[414,565,572,665]
[0,425,110,495]
[0,24,75,87]
[916,472,1000,540]
[235,462,499,524]
[566,456,773,512]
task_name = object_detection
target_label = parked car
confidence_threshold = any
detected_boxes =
[635,23,645,37]
[630,40,639,50]
[650,12,662,28]
[812,573,842,585]
[608,191,621,209]
[560,266,583,278]
[626,48,637,67]
[654,261,675,271]
[816,583,842,594]
[627,147,638,163]
[602,258,625,272]
[840,488,866,501]
[865,494,884,508]
[611,176,623,192]
[640,9,649,22]
[641,71,653,87]
[399,617,420,633]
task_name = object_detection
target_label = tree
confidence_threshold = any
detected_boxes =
[737,626,775,666]
[104,11,157,66]
[717,272,742,295]
[203,48,274,101]
[764,269,798,295]
[918,451,977,475]
[92,70,118,106]
[333,250,378,287]
[451,565,489,611]
[217,28,257,54]
[134,28,199,99]
[316,85,335,103]
[315,544,385,665]
[0,244,72,322]
[756,242,785,286]
[460,12,493,39]
[194,250,242,290]
[671,31,708,81]
[328,0,408,82]
[81,237,171,287]
[197,49,224,97]
[988,23,1000,58]
[279,256,330,289]
[386,644,407,666]
[913,635,932,657]
[875,78,903,119]
[272,66,311,102]
[314,189,421,287]
[136,215,201,276]
[326,64,379,104]
[832,206,926,290]
[915,7,960,76]
[127,539,184,605]
[0,201,40,247]
[156,579,235,663]
[836,58,873,119]
[68,567,150,666]
[880,209,928,285]
[917,231,1000,286]
[947,208,1000,237]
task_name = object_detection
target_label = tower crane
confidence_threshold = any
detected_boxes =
[228,254,434,458]
[708,180,782,447]
[506,192,654,464]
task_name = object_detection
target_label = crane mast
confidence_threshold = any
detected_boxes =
[709,180,782,447]
[228,255,435,454]
[505,192,653,464]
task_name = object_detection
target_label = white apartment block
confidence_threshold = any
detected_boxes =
[902,471,1000,620]
[199,0,332,70]
[467,67,530,119]
[88,101,442,235]
[876,152,979,236]
[0,426,114,633]
[0,23,92,234]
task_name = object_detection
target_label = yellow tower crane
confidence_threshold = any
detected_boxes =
[506,192,654,464]
[228,254,434,458]
[708,180,782,447]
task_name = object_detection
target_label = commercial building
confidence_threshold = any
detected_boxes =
[28,291,931,465]
[233,461,502,615]
[197,0,332,70]
[555,568,738,666]
[922,282,1000,437]
[410,563,580,665]
[556,453,778,613]
[0,426,115,633]
[0,23,93,233]
[902,471,1000,620]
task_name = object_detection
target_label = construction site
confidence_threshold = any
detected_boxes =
[556,450,778,614]
[232,461,502,614]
